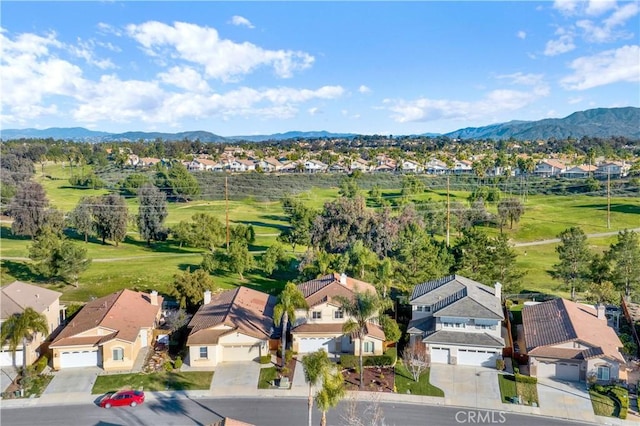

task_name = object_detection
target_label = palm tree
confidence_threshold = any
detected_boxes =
[316,367,345,426]
[335,289,386,390]
[0,308,48,376]
[273,282,308,368]
[302,350,331,426]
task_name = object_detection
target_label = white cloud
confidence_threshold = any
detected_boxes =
[586,0,616,16]
[68,39,115,69]
[517,31,527,39]
[568,96,584,104]
[96,22,122,37]
[383,81,549,123]
[358,85,371,94]
[605,2,639,27]
[308,107,321,115]
[229,16,255,29]
[495,72,545,86]
[553,0,579,14]
[544,29,576,56]
[126,21,314,81]
[158,66,210,92]
[560,44,640,90]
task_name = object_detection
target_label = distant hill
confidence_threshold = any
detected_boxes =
[446,107,640,140]
[2,107,638,142]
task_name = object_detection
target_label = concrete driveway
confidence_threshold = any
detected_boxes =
[430,364,503,409]
[210,361,261,395]
[1,367,18,393]
[537,378,596,423]
[39,367,101,405]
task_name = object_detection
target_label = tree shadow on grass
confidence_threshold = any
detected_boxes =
[122,236,204,255]
[1,260,47,282]
[573,204,640,215]
[237,220,287,233]
[0,226,32,241]
[260,214,288,223]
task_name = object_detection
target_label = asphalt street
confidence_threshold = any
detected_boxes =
[0,397,592,426]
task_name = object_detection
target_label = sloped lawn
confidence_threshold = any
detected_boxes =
[92,371,213,394]
[498,374,539,406]
[394,362,444,397]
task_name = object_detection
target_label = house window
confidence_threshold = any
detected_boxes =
[312,311,322,320]
[113,347,124,361]
[416,306,423,312]
[597,366,610,381]
[199,347,208,359]
[364,341,374,353]
[334,309,344,319]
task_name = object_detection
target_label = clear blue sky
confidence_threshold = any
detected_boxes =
[1,1,639,136]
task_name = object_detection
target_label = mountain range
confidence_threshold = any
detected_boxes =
[1,107,638,142]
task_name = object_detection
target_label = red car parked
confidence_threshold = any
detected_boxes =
[99,390,145,408]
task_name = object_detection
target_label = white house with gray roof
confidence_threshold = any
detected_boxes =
[407,275,505,367]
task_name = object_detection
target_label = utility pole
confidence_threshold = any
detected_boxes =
[607,168,611,229]
[225,176,230,251]
[446,174,450,247]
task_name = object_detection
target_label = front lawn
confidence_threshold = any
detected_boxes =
[589,385,628,419]
[92,371,213,394]
[258,366,279,389]
[498,374,539,406]
[590,389,619,417]
[394,362,444,397]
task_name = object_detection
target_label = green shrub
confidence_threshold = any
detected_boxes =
[513,366,520,375]
[285,349,293,364]
[340,353,395,368]
[173,356,183,370]
[384,348,397,365]
[163,360,174,372]
[260,355,271,364]
[340,354,358,369]
[515,373,537,384]
[34,356,49,374]
[496,358,505,371]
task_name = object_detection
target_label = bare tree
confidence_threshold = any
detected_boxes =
[403,344,430,382]
[340,393,387,426]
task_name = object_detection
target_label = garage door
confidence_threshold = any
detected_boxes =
[536,361,556,379]
[458,349,499,367]
[556,362,580,381]
[60,350,98,368]
[298,337,333,353]
[222,345,259,362]
[430,347,450,364]
[0,349,21,367]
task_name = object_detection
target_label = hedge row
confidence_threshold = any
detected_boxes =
[340,353,395,368]
[515,373,537,384]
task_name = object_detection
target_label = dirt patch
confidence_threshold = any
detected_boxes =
[342,367,395,392]
[274,355,297,384]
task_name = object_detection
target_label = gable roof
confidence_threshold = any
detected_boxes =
[187,287,275,345]
[297,273,377,308]
[51,289,162,347]
[1,281,61,319]
[410,275,503,319]
[523,298,623,363]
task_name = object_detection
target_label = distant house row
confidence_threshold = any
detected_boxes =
[534,159,631,178]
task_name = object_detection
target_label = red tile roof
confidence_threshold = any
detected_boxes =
[297,273,377,308]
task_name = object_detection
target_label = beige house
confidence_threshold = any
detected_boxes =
[0,281,63,367]
[50,289,162,370]
[291,273,385,356]
[186,287,276,368]
[522,298,624,382]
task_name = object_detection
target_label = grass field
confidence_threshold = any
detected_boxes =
[2,163,638,303]
[91,371,213,394]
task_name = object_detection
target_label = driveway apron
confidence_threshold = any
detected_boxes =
[430,365,502,410]
[537,378,596,423]
[39,367,101,405]
[210,361,261,395]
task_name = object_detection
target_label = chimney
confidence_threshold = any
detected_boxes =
[150,290,159,306]
[204,290,212,305]
[340,273,347,285]
[494,282,502,300]
[596,303,606,320]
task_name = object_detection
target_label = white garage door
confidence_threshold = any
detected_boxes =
[60,350,98,368]
[298,337,333,353]
[430,347,450,364]
[222,345,259,362]
[0,349,21,367]
[458,349,499,367]
[536,361,556,379]
[556,362,580,381]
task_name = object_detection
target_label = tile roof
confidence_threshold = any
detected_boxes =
[297,273,377,308]
[523,298,624,363]
[1,281,62,319]
[187,287,275,345]
[423,330,504,348]
[51,289,162,347]
[292,322,385,340]
[410,275,503,319]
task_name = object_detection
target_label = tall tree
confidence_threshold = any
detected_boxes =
[316,367,345,426]
[156,163,200,201]
[311,196,372,253]
[273,282,308,368]
[169,268,216,312]
[69,197,95,243]
[0,308,48,374]
[262,242,288,276]
[345,240,379,280]
[9,181,49,238]
[335,290,385,390]
[93,194,128,246]
[302,350,331,426]
[485,233,525,295]
[607,230,640,296]
[55,241,91,287]
[137,183,168,246]
[226,240,254,280]
[29,229,91,286]
[396,223,453,289]
[279,195,316,252]
[189,213,225,251]
[497,198,525,231]
[551,227,592,300]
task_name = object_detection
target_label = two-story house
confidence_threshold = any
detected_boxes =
[1,281,64,367]
[407,275,504,367]
[291,273,385,356]
[534,159,566,177]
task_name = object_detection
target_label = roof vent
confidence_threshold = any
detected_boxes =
[340,273,347,285]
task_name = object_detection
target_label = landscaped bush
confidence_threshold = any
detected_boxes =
[285,349,293,364]
[340,353,395,368]
[163,360,174,372]
[515,373,537,384]
[34,355,49,374]
[496,358,505,371]
[608,386,629,419]
[173,356,183,370]
[385,348,397,365]
[340,354,359,369]
[260,355,271,364]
